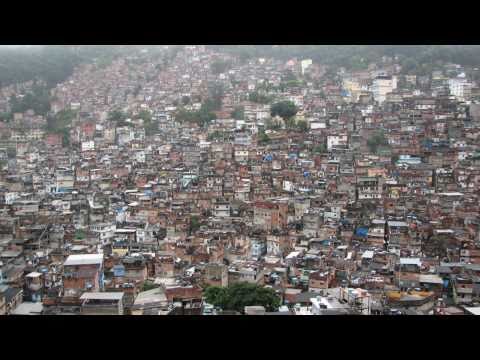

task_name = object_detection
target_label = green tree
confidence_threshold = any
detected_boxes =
[264,117,281,130]
[108,109,127,122]
[282,69,297,82]
[367,131,388,154]
[238,49,253,64]
[61,128,71,147]
[280,71,302,89]
[142,280,157,292]
[0,112,12,122]
[401,57,420,74]
[189,215,201,234]
[314,143,327,153]
[207,83,225,110]
[175,101,218,127]
[249,91,271,104]
[0,45,134,89]
[175,108,194,123]
[9,84,51,116]
[138,110,152,123]
[6,147,16,158]
[181,95,191,106]
[422,235,448,259]
[75,229,86,240]
[204,286,229,308]
[108,109,132,127]
[230,106,244,120]
[138,110,158,136]
[44,109,75,148]
[296,120,309,132]
[197,107,216,127]
[391,154,399,165]
[210,59,231,74]
[46,109,76,134]
[208,130,228,141]
[133,84,142,97]
[258,130,271,144]
[204,283,281,313]
[284,117,296,129]
[201,98,216,113]
[271,100,298,121]
[348,55,368,70]
[281,79,302,89]
[257,79,272,92]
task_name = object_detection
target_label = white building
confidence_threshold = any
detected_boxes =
[448,75,472,101]
[5,192,19,205]
[135,151,146,163]
[301,59,313,75]
[213,202,231,218]
[288,95,304,108]
[283,180,294,192]
[371,76,397,104]
[90,223,117,244]
[323,205,342,221]
[81,140,95,152]
[327,134,348,151]
[342,78,362,102]
[117,127,134,146]
[292,288,372,315]
[234,149,249,163]
[310,120,326,130]
[338,287,372,315]
[255,109,270,121]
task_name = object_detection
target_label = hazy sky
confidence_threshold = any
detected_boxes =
[0,45,42,48]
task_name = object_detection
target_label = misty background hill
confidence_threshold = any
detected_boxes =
[209,45,480,73]
[2,45,480,90]
[0,45,138,88]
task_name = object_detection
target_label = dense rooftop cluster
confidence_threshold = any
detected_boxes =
[1,45,480,315]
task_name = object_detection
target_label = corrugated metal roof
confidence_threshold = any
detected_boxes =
[80,292,124,300]
[400,258,421,266]
[64,253,103,266]
[418,274,443,284]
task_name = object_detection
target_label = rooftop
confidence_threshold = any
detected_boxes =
[64,253,104,266]
[464,307,480,315]
[400,258,421,266]
[80,292,124,300]
[10,302,43,315]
